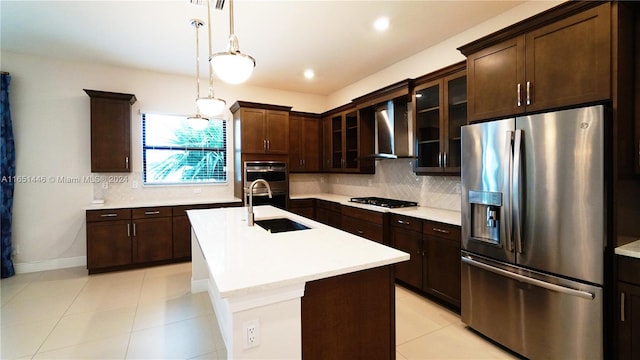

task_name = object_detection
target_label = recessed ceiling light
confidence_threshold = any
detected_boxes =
[304,69,315,79]
[374,16,390,32]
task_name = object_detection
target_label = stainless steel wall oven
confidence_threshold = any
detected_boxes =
[243,161,287,209]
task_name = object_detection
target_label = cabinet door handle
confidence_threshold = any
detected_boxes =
[125,156,129,169]
[517,83,522,107]
[397,220,411,225]
[100,213,118,218]
[433,227,450,234]
[127,223,131,237]
[526,81,531,105]
[443,152,448,168]
[357,230,364,234]
[144,211,160,215]
[438,152,443,168]
[621,292,626,322]
[132,223,137,237]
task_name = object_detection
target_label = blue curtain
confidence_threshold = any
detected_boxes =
[1,72,15,278]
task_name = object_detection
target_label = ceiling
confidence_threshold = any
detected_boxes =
[1,0,525,96]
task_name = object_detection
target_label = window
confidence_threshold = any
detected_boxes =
[142,113,227,185]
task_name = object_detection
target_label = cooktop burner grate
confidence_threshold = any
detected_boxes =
[349,197,418,208]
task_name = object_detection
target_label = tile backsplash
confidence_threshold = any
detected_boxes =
[290,158,462,211]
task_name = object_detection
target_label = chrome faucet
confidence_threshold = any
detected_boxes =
[247,179,272,226]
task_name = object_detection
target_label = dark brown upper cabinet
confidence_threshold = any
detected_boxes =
[459,2,611,122]
[231,101,292,155]
[84,89,136,172]
[322,104,375,174]
[412,62,466,175]
[289,111,322,173]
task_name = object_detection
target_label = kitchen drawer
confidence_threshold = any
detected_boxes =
[316,199,341,213]
[341,215,384,243]
[618,255,640,286]
[86,208,131,222]
[390,214,422,233]
[132,207,172,219]
[423,221,460,241]
[342,205,384,225]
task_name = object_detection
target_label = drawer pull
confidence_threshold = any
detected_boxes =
[133,223,137,237]
[127,223,130,237]
[397,220,411,225]
[357,230,364,234]
[621,292,626,322]
[100,213,118,217]
[144,211,161,215]
[433,227,450,234]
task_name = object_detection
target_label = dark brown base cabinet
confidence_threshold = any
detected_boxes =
[390,214,461,309]
[287,198,315,220]
[86,202,240,274]
[302,265,396,360]
[341,206,385,244]
[617,256,640,359]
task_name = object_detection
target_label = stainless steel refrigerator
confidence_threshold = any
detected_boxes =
[460,105,606,359]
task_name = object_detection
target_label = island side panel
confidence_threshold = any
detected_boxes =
[301,265,396,360]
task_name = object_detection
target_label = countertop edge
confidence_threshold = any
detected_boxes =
[85,197,243,210]
[615,239,640,259]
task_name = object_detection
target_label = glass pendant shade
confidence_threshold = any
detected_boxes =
[187,113,210,130]
[196,96,226,117]
[210,35,255,84]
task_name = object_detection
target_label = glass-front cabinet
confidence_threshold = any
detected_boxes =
[413,63,466,174]
[323,106,374,173]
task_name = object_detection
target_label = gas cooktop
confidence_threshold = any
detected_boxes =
[349,197,418,208]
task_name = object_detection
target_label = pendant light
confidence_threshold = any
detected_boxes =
[209,0,256,84]
[187,18,210,130]
[196,0,226,117]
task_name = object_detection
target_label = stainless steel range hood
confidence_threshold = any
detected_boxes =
[362,99,413,160]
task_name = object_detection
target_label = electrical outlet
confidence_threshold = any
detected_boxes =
[194,188,202,194]
[101,181,108,189]
[243,319,260,349]
[131,180,139,189]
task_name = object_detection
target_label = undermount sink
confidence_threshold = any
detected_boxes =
[255,218,310,233]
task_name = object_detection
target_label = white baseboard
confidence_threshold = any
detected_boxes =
[14,256,87,274]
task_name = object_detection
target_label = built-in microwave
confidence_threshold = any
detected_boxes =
[243,161,288,209]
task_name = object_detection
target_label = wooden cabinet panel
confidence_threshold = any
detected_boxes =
[132,217,172,263]
[466,37,524,122]
[87,219,132,270]
[618,281,640,360]
[302,266,395,360]
[341,215,384,243]
[322,106,375,174]
[315,200,341,228]
[132,207,172,219]
[84,89,136,172]
[390,224,423,289]
[524,4,610,113]
[231,102,292,155]
[288,198,315,219]
[426,234,461,307]
[462,3,611,122]
[290,113,321,172]
[86,208,131,222]
[618,256,640,360]
[172,215,192,259]
[238,108,266,154]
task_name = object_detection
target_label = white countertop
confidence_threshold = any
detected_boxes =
[291,193,462,226]
[187,205,410,298]
[615,239,640,259]
[85,196,242,210]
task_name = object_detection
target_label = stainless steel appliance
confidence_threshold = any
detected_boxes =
[243,161,287,209]
[461,105,607,359]
[349,197,417,208]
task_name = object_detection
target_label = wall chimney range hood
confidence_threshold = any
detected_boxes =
[361,97,413,160]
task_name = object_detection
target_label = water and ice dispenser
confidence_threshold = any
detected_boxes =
[468,190,502,245]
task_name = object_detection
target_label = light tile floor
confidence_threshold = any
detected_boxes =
[1,263,518,359]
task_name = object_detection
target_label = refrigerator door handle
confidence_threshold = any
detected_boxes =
[504,131,514,252]
[461,256,595,300]
[512,129,523,254]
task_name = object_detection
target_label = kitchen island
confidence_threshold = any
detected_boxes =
[188,205,409,359]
